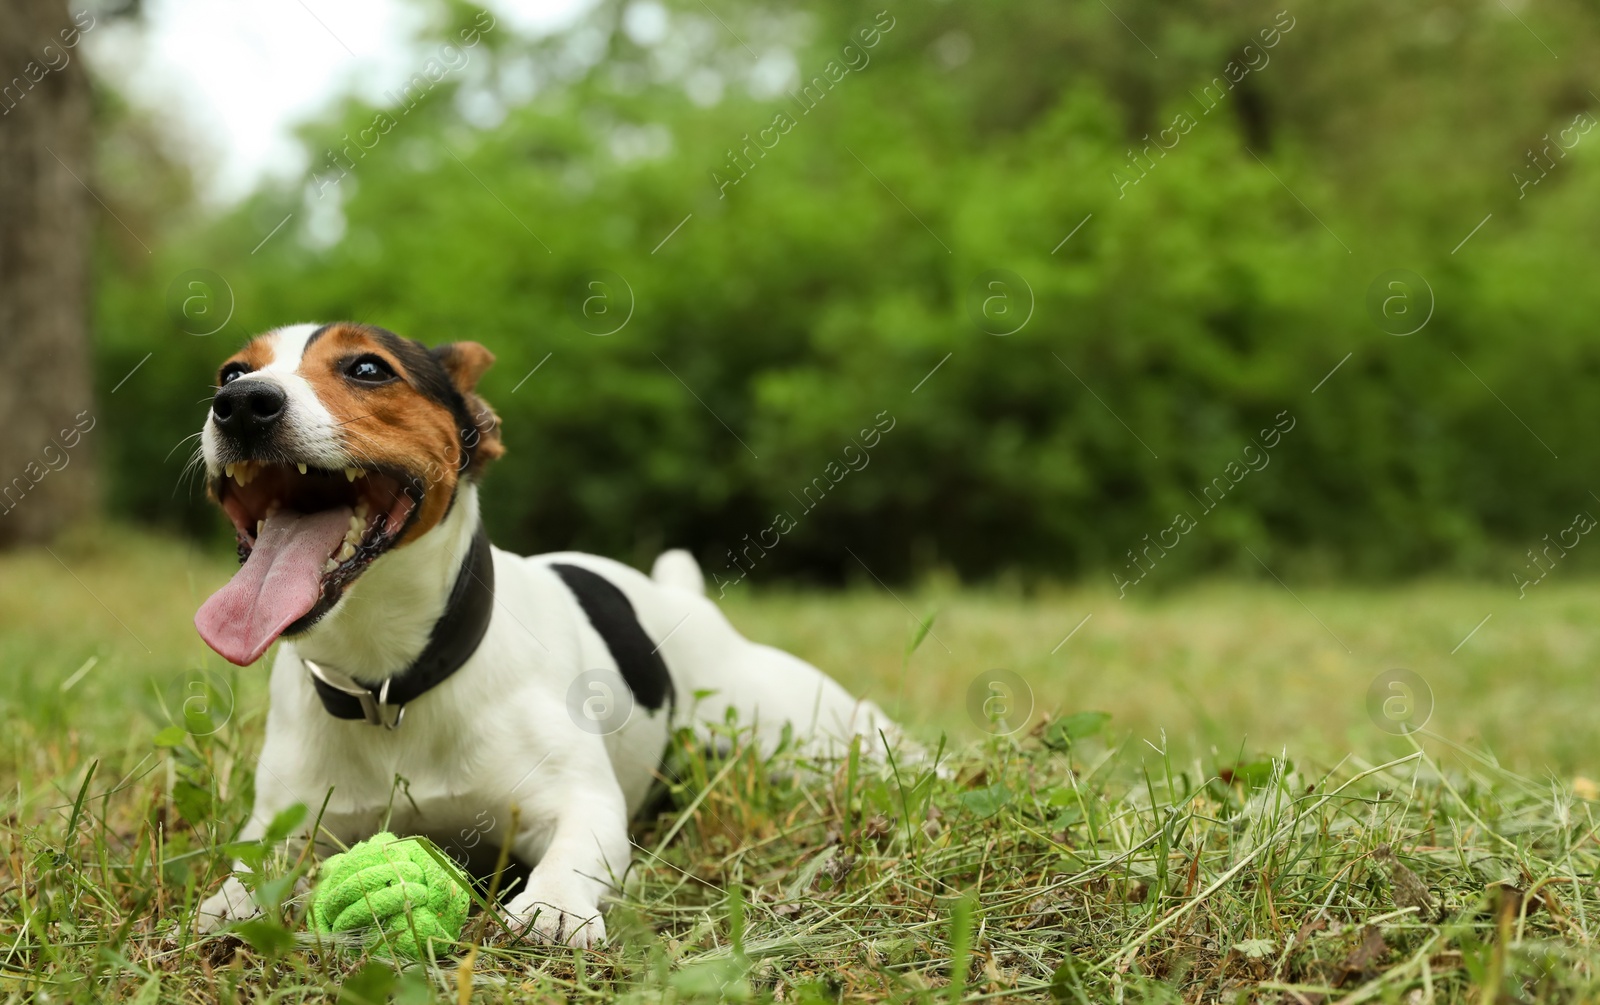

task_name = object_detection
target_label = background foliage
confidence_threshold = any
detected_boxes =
[90,0,1600,587]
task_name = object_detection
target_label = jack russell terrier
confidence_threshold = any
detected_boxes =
[193,323,902,946]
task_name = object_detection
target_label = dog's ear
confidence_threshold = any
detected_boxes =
[434,341,495,394]
[433,341,505,468]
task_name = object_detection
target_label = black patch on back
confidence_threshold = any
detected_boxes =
[551,563,675,712]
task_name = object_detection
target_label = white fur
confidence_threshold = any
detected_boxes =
[203,323,348,475]
[650,547,704,595]
[195,344,906,945]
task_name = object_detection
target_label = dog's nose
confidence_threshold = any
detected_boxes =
[212,380,287,442]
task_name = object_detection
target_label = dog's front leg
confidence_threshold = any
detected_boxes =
[196,811,269,933]
[196,748,328,933]
[503,774,630,949]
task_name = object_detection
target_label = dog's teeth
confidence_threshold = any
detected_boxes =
[336,541,356,562]
[297,463,308,475]
[234,470,246,487]
[355,501,370,520]
[256,520,263,536]
[224,464,234,479]
[323,558,339,573]
[345,467,360,482]
[349,515,363,533]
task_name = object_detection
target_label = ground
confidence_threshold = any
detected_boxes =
[1,527,1597,1002]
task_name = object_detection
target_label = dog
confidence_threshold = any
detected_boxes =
[192,323,903,946]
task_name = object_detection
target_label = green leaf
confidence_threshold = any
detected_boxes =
[153,726,188,748]
[1227,758,1287,788]
[225,840,268,872]
[727,884,746,960]
[234,919,294,958]
[171,780,212,825]
[1049,953,1092,1005]
[904,611,938,660]
[63,759,98,853]
[393,972,435,1005]
[264,803,307,844]
[1234,938,1276,958]
[1051,806,1085,829]
[1043,712,1111,750]
[1061,711,1111,739]
[946,893,975,1002]
[337,962,397,1005]
[958,783,1012,818]
[670,958,751,1000]
[253,873,298,914]
[131,975,161,1005]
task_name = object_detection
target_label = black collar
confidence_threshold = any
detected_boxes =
[305,526,495,727]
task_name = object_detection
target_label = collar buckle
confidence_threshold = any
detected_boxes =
[304,659,406,730]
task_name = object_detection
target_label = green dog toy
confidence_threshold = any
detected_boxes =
[309,832,470,960]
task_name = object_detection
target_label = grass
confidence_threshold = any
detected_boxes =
[2,526,1599,1002]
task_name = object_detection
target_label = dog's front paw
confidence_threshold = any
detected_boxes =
[504,880,606,948]
[197,875,260,933]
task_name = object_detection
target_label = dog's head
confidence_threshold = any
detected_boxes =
[194,322,503,666]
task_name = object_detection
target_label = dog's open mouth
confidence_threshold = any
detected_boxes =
[194,460,422,666]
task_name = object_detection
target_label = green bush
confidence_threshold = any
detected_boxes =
[91,0,1600,586]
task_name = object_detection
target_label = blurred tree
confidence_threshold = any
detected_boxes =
[0,0,95,546]
[85,0,1600,584]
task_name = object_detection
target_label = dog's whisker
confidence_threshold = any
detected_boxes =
[173,445,212,499]
[343,440,384,468]
[337,427,386,463]
[165,431,204,464]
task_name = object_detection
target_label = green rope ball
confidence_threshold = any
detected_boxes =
[309,832,470,960]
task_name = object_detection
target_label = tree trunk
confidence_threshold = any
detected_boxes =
[0,0,96,546]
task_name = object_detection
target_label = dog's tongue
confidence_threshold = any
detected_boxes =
[195,507,354,666]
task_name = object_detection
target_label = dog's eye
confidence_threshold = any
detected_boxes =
[345,355,397,384]
[220,363,251,385]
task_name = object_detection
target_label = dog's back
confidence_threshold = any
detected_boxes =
[515,547,901,764]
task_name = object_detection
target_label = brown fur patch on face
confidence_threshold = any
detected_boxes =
[216,336,277,382]
[297,324,469,544]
